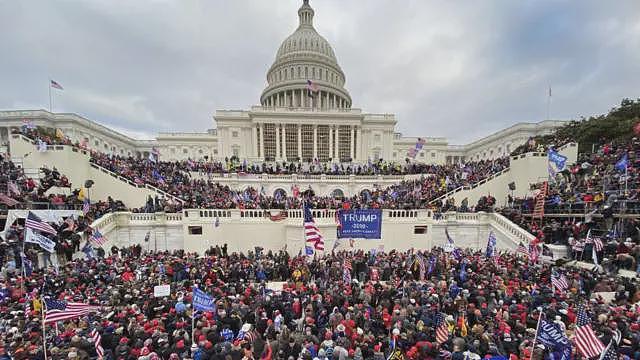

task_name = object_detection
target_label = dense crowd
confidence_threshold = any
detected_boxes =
[15,127,510,211]
[499,137,640,270]
[1,244,639,360]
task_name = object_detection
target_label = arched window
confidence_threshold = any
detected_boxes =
[331,189,345,199]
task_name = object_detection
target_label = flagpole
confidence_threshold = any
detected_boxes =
[546,86,551,121]
[529,309,543,360]
[42,298,48,360]
[48,79,52,112]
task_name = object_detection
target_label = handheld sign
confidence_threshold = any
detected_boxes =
[154,284,171,297]
[337,209,382,239]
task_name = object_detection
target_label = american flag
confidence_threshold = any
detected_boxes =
[306,79,319,95]
[516,242,530,257]
[343,258,352,283]
[44,298,99,324]
[7,181,20,195]
[91,328,104,359]
[551,269,569,292]
[304,204,324,250]
[575,304,605,359]
[83,199,91,215]
[0,193,19,206]
[435,312,449,344]
[529,243,540,263]
[50,79,64,90]
[587,230,604,252]
[89,229,107,246]
[26,211,58,236]
[599,339,618,360]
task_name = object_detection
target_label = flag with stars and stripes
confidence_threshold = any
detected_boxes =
[89,229,107,246]
[517,242,530,257]
[343,258,352,283]
[435,312,449,344]
[551,269,569,292]
[304,204,324,251]
[91,328,104,359]
[587,229,604,252]
[82,198,91,215]
[26,211,57,236]
[575,304,605,359]
[44,298,99,324]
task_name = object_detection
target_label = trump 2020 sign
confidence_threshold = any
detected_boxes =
[337,209,382,239]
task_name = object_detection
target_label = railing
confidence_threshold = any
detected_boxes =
[488,212,536,245]
[429,167,511,204]
[183,208,430,221]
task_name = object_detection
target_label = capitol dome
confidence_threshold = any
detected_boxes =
[260,0,352,110]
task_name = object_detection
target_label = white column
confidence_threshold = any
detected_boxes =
[282,125,287,160]
[356,126,362,161]
[297,124,302,160]
[275,125,281,160]
[328,126,333,160]
[259,124,264,159]
[313,125,318,160]
[350,125,355,160]
[252,125,258,159]
[334,125,340,161]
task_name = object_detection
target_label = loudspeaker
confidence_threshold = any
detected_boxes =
[508,182,516,191]
[84,180,94,188]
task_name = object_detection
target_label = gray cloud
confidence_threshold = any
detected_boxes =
[1,0,639,143]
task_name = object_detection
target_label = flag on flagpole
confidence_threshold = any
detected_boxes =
[575,304,606,358]
[516,242,530,257]
[343,258,352,283]
[8,181,20,195]
[304,204,324,250]
[435,312,449,344]
[83,198,91,215]
[50,80,64,90]
[44,298,99,324]
[55,128,64,139]
[89,229,107,246]
[91,328,104,359]
[26,211,58,236]
[551,269,569,292]
[0,193,19,206]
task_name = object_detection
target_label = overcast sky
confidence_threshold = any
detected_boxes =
[1,0,639,144]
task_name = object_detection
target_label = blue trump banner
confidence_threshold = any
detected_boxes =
[337,209,382,239]
[193,287,216,312]
[537,319,571,360]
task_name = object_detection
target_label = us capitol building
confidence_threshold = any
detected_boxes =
[0,0,564,164]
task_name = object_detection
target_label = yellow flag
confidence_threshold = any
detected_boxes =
[78,188,86,201]
[55,128,64,139]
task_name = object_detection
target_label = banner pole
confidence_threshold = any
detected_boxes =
[529,309,543,360]
[42,298,48,360]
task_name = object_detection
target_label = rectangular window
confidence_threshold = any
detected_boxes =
[414,225,428,234]
[188,226,202,235]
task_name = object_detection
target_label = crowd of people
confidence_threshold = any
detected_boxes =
[2,244,640,360]
[14,127,510,211]
[498,137,640,270]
